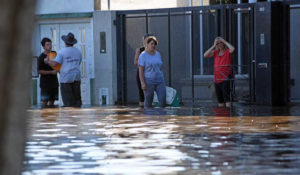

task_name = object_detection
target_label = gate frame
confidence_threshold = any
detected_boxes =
[116,3,256,105]
[283,0,300,103]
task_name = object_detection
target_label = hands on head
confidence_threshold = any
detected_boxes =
[214,36,224,43]
[214,36,226,49]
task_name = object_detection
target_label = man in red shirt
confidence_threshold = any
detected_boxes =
[204,37,235,108]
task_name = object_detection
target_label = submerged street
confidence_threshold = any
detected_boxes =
[23,105,300,175]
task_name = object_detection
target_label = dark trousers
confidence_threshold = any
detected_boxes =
[215,80,231,103]
[60,81,82,107]
[40,87,58,102]
[136,68,144,102]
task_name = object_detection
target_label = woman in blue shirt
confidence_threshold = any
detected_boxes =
[138,36,166,108]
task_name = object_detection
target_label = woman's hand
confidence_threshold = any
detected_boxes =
[44,58,49,64]
[51,70,58,75]
[218,37,225,43]
[141,82,146,90]
[213,38,218,48]
[134,48,140,65]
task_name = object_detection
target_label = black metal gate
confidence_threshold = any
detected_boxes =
[116,4,255,105]
[287,1,300,102]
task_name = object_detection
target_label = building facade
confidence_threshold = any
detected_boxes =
[32,0,186,106]
[32,0,300,106]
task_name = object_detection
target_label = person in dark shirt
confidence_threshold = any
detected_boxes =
[37,38,59,108]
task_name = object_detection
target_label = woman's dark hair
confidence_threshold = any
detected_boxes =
[143,33,154,40]
[146,36,158,45]
[41,37,52,47]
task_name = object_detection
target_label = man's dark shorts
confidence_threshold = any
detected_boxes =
[41,87,58,102]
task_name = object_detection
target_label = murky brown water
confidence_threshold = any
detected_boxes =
[23,106,300,175]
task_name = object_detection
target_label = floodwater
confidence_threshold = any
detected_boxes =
[23,105,300,175]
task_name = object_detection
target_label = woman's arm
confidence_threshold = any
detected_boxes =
[38,70,57,75]
[139,66,146,90]
[134,48,140,65]
[219,37,235,54]
[204,40,217,58]
[44,58,59,67]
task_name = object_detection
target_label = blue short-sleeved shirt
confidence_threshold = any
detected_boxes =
[54,47,82,83]
[138,51,165,84]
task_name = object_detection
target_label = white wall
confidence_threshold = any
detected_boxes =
[101,0,177,10]
[93,11,117,105]
[36,0,94,14]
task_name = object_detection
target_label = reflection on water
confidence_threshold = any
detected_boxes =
[23,106,300,175]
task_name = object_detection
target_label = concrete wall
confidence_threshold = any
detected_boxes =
[177,0,210,7]
[98,0,210,10]
[93,11,117,105]
[32,24,41,57]
[36,0,94,14]
[100,0,177,10]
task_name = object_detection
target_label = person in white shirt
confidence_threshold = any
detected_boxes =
[45,32,82,107]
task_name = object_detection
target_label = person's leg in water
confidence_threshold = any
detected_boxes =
[223,80,231,108]
[48,100,54,106]
[60,83,73,107]
[214,82,225,107]
[144,84,155,109]
[41,101,48,108]
[47,87,58,107]
[156,82,166,108]
[71,81,82,107]
[136,69,144,107]
[41,88,50,108]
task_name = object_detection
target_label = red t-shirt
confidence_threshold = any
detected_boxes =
[213,49,232,83]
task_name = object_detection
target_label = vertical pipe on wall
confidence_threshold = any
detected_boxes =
[146,12,148,33]
[238,0,242,74]
[200,0,204,75]
[191,12,194,103]
[189,2,193,78]
[188,1,194,102]
[168,12,171,87]
[251,7,255,103]
[116,14,126,104]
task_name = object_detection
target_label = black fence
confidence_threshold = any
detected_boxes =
[116,1,300,105]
